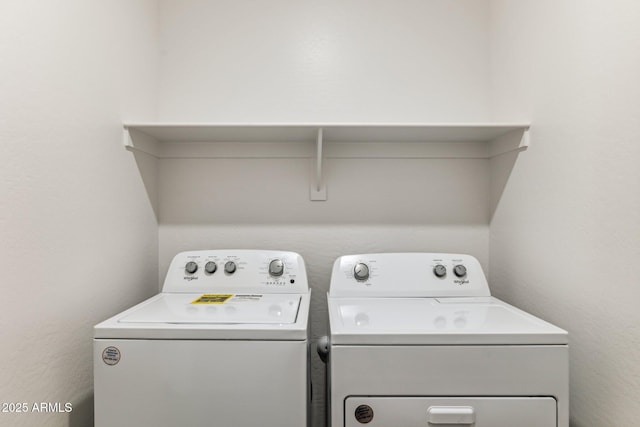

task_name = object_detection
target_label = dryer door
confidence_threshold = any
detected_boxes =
[345,397,556,427]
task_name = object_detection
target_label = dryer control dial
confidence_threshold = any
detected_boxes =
[224,261,237,274]
[454,264,467,277]
[269,259,285,277]
[353,263,370,281]
[185,261,198,275]
[433,264,447,278]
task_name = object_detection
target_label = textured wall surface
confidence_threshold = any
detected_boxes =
[0,2,159,426]
[489,1,640,426]
[157,0,491,123]
[158,157,490,225]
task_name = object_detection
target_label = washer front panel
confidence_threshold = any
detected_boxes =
[94,339,308,427]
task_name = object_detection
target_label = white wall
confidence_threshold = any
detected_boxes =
[14,3,630,427]
[0,1,159,426]
[489,1,640,426]
[155,2,492,426]
[157,0,490,122]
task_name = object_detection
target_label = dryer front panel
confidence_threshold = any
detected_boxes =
[344,397,556,427]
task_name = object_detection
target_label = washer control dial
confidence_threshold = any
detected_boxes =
[224,261,237,274]
[204,261,217,274]
[353,263,370,281]
[453,264,467,278]
[269,259,285,277]
[185,261,198,275]
[433,264,447,278]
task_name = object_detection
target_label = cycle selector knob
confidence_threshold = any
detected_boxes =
[224,261,237,274]
[269,259,285,277]
[353,263,370,281]
[433,264,447,278]
[204,261,217,274]
[454,264,467,278]
[185,261,198,275]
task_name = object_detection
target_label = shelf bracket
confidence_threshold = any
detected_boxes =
[123,127,161,158]
[487,127,530,158]
[310,127,327,201]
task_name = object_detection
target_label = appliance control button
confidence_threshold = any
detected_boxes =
[353,263,370,281]
[204,261,217,274]
[224,261,237,274]
[269,259,285,277]
[185,261,198,275]
[453,264,467,277]
[433,264,447,278]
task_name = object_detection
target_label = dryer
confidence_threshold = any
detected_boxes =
[94,250,310,427]
[323,253,568,427]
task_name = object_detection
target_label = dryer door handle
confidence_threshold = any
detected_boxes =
[427,406,475,425]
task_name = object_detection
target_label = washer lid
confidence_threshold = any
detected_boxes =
[328,297,568,345]
[120,293,301,324]
[94,292,309,340]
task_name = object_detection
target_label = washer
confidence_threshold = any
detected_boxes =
[94,250,311,427]
[322,253,568,427]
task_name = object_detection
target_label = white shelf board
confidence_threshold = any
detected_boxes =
[125,123,318,143]
[123,123,531,159]
[123,122,530,206]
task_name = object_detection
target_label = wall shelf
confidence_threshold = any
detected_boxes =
[124,123,530,159]
[123,122,530,205]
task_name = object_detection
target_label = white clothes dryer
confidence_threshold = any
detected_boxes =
[94,250,311,427]
[322,253,568,427]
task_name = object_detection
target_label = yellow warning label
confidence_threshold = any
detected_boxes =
[191,294,234,304]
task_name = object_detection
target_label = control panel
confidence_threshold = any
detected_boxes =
[162,250,309,294]
[329,253,490,298]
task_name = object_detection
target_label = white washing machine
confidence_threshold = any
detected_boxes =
[322,253,568,427]
[94,250,311,427]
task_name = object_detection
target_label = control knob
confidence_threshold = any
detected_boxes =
[353,263,370,281]
[185,261,198,275]
[205,261,217,274]
[453,264,467,278]
[433,264,447,278]
[224,261,237,274]
[269,259,285,277]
